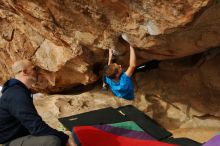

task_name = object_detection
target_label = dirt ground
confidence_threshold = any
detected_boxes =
[33,86,220,144]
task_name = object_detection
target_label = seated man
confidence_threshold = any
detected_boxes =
[0,60,75,146]
[104,45,136,100]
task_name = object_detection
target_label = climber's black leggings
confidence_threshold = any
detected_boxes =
[133,60,160,76]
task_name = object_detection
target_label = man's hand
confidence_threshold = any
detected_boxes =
[66,136,77,146]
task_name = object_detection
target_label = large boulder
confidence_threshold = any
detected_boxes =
[0,0,220,92]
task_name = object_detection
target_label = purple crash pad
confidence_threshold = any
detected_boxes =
[202,134,220,146]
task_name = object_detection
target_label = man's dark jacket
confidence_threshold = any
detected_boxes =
[0,79,68,145]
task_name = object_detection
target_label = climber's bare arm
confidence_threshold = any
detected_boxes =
[125,46,136,77]
[108,49,113,65]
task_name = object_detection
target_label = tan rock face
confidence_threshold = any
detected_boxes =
[0,0,220,92]
[135,50,220,130]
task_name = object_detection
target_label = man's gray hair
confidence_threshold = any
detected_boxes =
[11,60,33,75]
